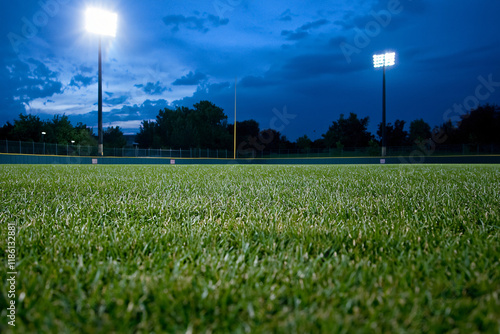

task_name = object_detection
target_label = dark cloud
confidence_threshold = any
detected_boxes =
[79,65,94,74]
[69,74,95,88]
[239,76,277,88]
[104,95,129,105]
[371,0,427,15]
[0,57,63,124]
[12,58,62,101]
[172,82,231,108]
[279,52,368,80]
[134,81,168,95]
[281,19,330,41]
[163,13,229,33]
[281,30,309,41]
[71,99,171,132]
[337,0,426,32]
[300,19,330,31]
[279,9,294,22]
[172,71,207,86]
[207,14,229,28]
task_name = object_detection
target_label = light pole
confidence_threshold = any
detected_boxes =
[41,131,46,154]
[373,52,395,157]
[85,8,117,156]
[234,77,237,159]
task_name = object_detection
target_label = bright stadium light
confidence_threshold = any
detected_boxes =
[85,8,117,37]
[85,8,118,156]
[373,52,395,68]
[373,52,396,157]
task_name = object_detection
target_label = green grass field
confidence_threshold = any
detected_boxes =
[1,164,499,333]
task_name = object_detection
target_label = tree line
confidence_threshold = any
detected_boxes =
[0,114,127,148]
[1,103,499,151]
[135,102,500,152]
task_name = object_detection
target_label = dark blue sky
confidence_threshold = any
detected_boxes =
[2,0,500,141]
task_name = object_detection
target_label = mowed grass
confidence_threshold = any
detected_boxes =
[0,164,499,333]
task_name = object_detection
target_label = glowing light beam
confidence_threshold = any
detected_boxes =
[85,8,117,37]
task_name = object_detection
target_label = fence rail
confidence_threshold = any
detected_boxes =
[1,139,499,159]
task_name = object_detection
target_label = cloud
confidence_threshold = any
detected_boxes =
[69,74,95,88]
[10,58,63,102]
[71,99,171,133]
[171,82,231,108]
[278,52,368,80]
[172,71,207,86]
[239,76,277,88]
[279,9,295,22]
[163,13,229,33]
[79,65,94,74]
[337,0,426,32]
[281,19,330,41]
[104,95,129,106]
[300,19,330,31]
[134,81,168,95]
[281,30,309,41]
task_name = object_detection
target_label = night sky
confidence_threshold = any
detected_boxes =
[1,0,499,141]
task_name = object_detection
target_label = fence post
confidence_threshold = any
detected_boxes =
[33,141,35,154]
[179,148,182,158]
[56,143,58,155]
[19,140,21,154]
[5,139,7,153]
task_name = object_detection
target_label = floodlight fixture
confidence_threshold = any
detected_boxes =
[85,8,117,37]
[373,52,396,68]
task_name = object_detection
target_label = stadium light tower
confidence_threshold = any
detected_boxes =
[85,8,117,156]
[373,52,396,157]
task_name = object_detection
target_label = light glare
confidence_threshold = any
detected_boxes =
[373,52,396,68]
[85,8,117,37]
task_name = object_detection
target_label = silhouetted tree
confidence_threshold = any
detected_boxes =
[258,129,292,150]
[42,115,77,144]
[322,113,373,147]
[455,104,500,144]
[136,101,232,149]
[104,126,127,148]
[74,123,97,147]
[377,119,409,146]
[297,135,312,150]
[136,120,161,148]
[409,119,431,144]
[10,114,45,142]
[191,101,231,149]
[0,122,15,140]
[228,119,260,146]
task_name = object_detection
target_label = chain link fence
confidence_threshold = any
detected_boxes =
[1,139,499,159]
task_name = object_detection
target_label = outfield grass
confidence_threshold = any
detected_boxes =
[1,164,499,333]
